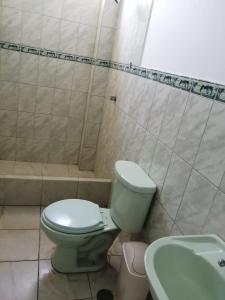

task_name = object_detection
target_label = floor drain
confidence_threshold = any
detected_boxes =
[96,289,114,300]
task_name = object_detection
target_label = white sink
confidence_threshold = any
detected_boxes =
[144,235,225,300]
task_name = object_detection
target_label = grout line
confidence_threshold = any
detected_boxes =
[37,206,41,300]
[87,273,94,299]
[0,259,39,263]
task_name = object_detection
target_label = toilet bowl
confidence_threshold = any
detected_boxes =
[41,199,118,273]
[41,161,156,273]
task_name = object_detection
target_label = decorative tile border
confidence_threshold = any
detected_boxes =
[0,41,224,102]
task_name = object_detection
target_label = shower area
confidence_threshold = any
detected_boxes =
[0,0,118,173]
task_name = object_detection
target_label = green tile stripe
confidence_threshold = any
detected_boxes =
[0,41,224,102]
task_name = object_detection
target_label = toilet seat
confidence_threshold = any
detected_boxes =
[42,199,104,234]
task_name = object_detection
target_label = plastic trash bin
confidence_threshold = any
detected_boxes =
[117,242,149,300]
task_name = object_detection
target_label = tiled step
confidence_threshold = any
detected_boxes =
[0,160,112,207]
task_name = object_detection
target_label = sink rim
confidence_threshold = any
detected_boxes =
[144,234,225,300]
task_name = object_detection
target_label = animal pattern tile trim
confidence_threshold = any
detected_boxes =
[1,41,224,102]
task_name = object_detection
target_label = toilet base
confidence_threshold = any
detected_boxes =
[51,232,117,273]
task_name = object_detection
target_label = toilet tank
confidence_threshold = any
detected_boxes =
[110,161,156,233]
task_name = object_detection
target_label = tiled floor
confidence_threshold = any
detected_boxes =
[0,206,117,300]
[0,160,96,178]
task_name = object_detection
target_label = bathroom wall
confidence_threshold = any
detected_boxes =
[78,0,118,170]
[142,0,225,84]
[0,0,118,166]
[95,0,225,242]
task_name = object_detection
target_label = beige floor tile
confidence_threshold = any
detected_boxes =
[0,230,39,261]
[0,160,15,175]
[38,260,92,300]
[39,230,56,259]
[14,161,42,176]
[89,265,117,297]
[0,261,38,300]
[0,206,40,229]
[42,163,69,177]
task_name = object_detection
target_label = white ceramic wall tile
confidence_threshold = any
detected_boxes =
[18,83,36,112]
[2,0,22,10]
[63,141,80,164]
[129,78,156,129]
[147,83,171,137]
[43,0,63,18]
[121,119,146,162]
[102,0,119,29]
[55,60,74,90]
[1,7,22,43]
[79,147,96,171]
[69,91,87,118]
[66,116,84,142]
[149,141,172,191]
[138,131,157,174]
[92,66,109,97]
[34,114,51,139]
[50,116,67,141]
[21,11,42,47]
[0,137,16,160]
[159,88,189,149]
[144,201,174,243]
[83,122,101,148]
[72,63,91,93]
[17,111,34,138]
[87,96,105,124]
[0,50,21,81]
[58,20,79,53]
[77,24,97,57]
[194,101,225,187]
[97,27,115,60]
[160,153,192,219]
[0,81,19,111]
[42,178,77,205]
[0,110,17,137]
[174,94,213,165]
[203,191,225,240]
[77,179,111,207]
[61,0,81,22]
[19,53,39,85]
[35,86,54,115]
[38,56,57,88]
[116,72,136,114]
[22,0,43,13]
[79,0,101,27]
[48,139,65,164]
[52,88,70,117]
[175,170,217,234]
[41,16,60,50]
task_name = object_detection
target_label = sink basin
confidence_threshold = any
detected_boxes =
[144,235,225,300]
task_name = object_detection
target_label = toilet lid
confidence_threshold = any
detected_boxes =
[43,199,104,234]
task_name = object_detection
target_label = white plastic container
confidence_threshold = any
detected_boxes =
[117,242,149,300]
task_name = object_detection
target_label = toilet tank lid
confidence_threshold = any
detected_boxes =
[114,161,156,194]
